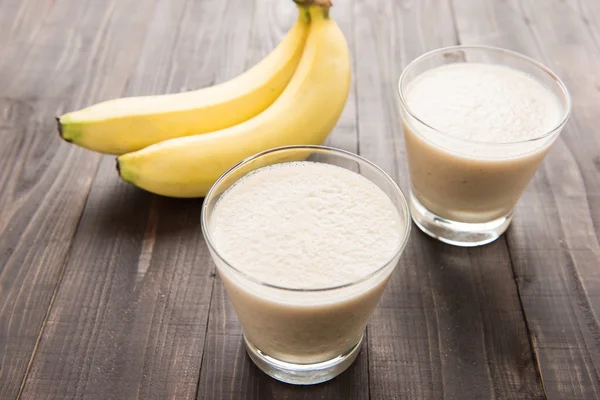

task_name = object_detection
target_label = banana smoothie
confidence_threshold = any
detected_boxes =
[399,54,569,240]
[206,161,409,367]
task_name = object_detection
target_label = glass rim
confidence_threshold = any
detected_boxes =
[397,44,572,146]
[201,145,412,293]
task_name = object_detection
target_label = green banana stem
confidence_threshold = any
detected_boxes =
[294,0,332,18]
[294,0,332,6]
[297,4,311,23]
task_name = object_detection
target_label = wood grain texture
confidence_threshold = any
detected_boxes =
[196,1,368,398]
[354,0,544,398]
[0,0,155,398]
[19,0,245,398]
[451,0,600,398]
[1,0,598,398]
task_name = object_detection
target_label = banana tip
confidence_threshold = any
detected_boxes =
[116,158,139,184]
[56,116,72,142]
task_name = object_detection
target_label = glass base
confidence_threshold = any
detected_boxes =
[244,334,364,385]
[409,192,512,247]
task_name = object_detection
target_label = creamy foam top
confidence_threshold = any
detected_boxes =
[404,63,562,143]
[209,162,405,289]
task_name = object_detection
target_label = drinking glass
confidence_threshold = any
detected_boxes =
[201,145,411,384]
[398,45,571,246]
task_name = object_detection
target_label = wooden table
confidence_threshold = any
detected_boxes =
[1,0,599,398]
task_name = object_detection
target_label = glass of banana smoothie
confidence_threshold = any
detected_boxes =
[398,45,571,246]
[201,146,411,385]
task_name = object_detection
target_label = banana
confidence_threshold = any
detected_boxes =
[117,4,351,198]
[57,8,310,155]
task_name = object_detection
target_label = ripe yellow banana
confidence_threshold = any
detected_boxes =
[117,4,351,197]
[57,9,310,155]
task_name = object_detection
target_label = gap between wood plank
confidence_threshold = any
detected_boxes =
[193,271,217,399]
[349,1,370,397]
[351,0,362,160]
[365,328,372,400]
[447,0,463,51]
[504,236,548,399]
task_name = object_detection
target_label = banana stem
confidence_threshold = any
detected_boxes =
[294,0,331,18]
[294,0,332,6]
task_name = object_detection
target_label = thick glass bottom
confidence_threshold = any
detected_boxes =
[244,334,364,385]
[409,192,512,247]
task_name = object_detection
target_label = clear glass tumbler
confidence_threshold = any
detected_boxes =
[398,45,571,247]
[201,145,411,385]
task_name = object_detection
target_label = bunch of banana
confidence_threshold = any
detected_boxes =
[58,0,350,197]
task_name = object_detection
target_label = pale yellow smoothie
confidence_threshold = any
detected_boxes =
[401,63,565,223]
[208,161,408,364]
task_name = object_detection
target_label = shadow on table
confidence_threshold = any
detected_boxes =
[237,339,369,399]
[92,183,205,241]
[398,228,540,396]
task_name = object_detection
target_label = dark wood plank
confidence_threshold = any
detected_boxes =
[22,176,212,399]
[197,1,368,398]
[451,0,600,398]
[353,0,544,398]
[19,0,251,398]
[0,0,155,398]
[6,0,593,399]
